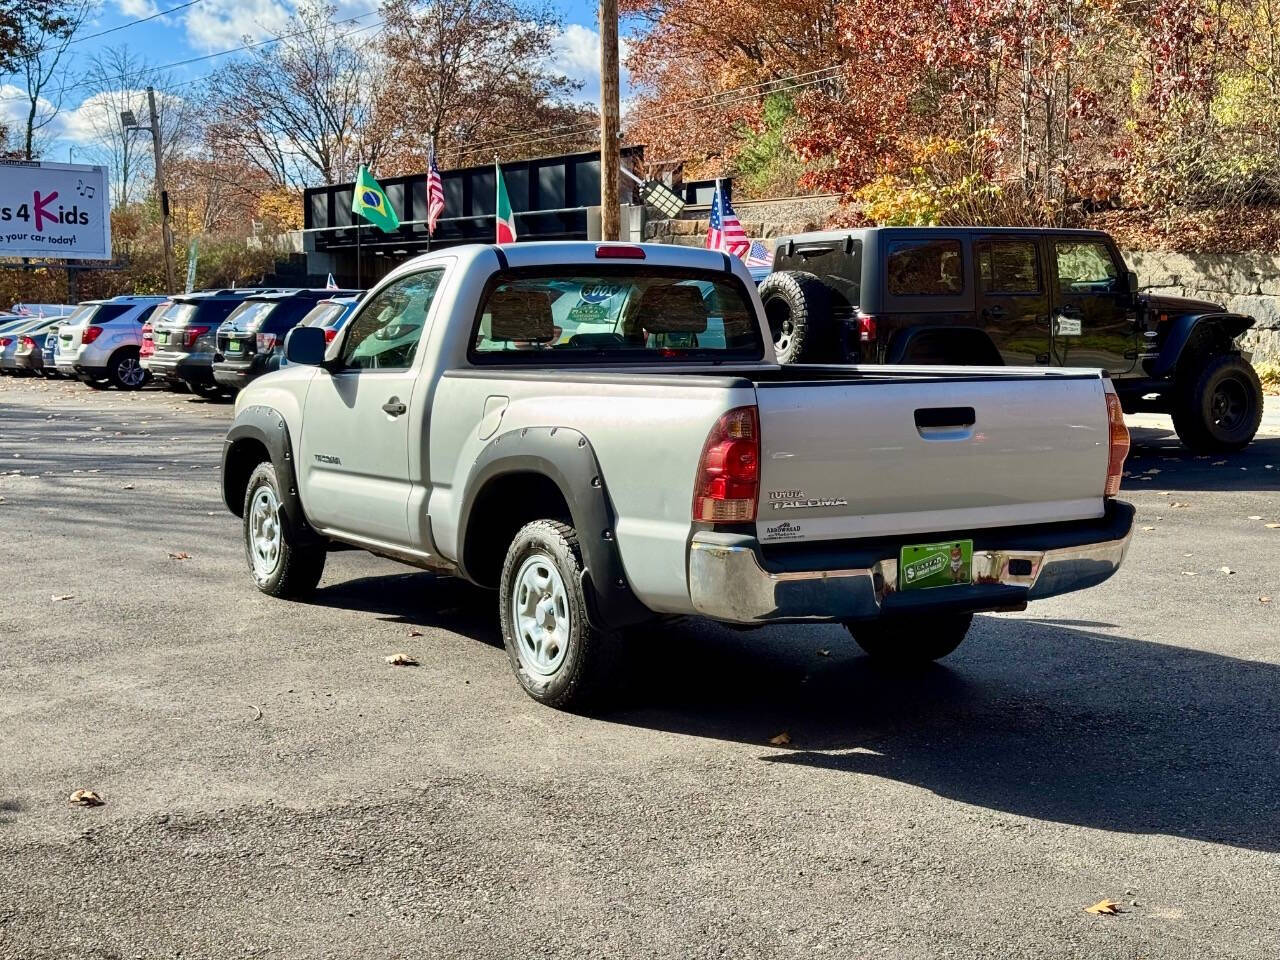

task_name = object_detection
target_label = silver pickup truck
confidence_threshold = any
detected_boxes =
[221,242,1134,710]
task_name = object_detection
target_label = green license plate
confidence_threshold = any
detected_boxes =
[900,540,973,590]
[226,340,242,353]
[156,331,170,345]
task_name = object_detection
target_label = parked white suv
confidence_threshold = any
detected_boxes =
[54,295,168,389]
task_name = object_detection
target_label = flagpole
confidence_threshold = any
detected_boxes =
[356,222,362,288]
[494,154,499,243]
[426,138,435,254]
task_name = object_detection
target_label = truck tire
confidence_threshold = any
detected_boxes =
[498,519,623,711]
[108,348,150,390]
[242,461,326,599]
[1171,354,1263,452]
[844,612,973,665]
[758,270,831,364]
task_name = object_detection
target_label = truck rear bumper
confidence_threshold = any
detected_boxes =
[688,501,1134,624]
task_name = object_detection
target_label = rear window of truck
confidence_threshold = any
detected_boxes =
[471,267,763,362]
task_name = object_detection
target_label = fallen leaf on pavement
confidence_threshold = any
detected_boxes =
[1141,526,1155,532]
[385,654,419,667]
[1170,502,1189,508]
[1212,460,1227,466]
[1182,571,1197,577]
[1267,523,1280,530]
[167,552,191,561]
[51,594,73,601]
[120,484,134,490]
[1220,567,1235,575]
[1248,515,1263,521]
[1085,900,1123,915]
[408,630,423,638]
[768,731,791,746]
[68,789,104,807]
[1260,597,1272,604]
[248,704,262,721]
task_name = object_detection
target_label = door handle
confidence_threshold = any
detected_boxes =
[382,397,407,416]
[981,305,1007,319]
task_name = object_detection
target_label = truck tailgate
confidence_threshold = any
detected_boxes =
[754,371,1110,543]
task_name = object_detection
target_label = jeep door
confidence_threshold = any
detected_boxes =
[298,267,444,546]
[1049,235,1138,374]
[973,236,1051,366]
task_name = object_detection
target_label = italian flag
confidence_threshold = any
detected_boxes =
[495,163,517,244]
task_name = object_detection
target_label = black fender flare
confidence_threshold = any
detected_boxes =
[221,404,321,544]
[1150,312,1255,378]
[456,426,651,630]
[887,325,1004,365]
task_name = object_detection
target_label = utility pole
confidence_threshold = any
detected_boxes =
[147,86,177,293]
[599,0,621,241]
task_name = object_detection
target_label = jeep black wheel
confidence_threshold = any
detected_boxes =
[757,270,832,364]
[844,612,973,665]
[498,519,623,711]
[1172,354,1263,452]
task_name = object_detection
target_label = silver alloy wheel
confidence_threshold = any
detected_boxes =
[118,356,146,387]
[248,484,283,580]
[512,553,571,677]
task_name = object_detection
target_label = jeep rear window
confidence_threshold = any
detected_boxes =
[978,241,1041,294]
[471,267,762,363]
[156,303,199,325]
[81,304,131,324]
[887,239,964,296]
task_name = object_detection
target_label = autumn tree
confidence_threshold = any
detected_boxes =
[204,1,386,187]
[377,0,595,171]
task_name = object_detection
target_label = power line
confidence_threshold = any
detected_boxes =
[0,9,382,105]
[471,66,844,159]
[70,0,207,46]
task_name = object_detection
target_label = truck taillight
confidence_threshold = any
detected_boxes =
[1104,389,1130,497]
[856,314,877,342]
[82,325,104,345]
[693,406,759,523]
[324,327,337,344]
[139,322,155,358]
[184,325,210,349]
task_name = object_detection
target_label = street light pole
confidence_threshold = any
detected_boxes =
[599,0,621,241]
[147,86,177,294]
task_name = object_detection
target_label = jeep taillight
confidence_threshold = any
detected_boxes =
[856,313,877,342]
[139,323,155,358]
[324,327,337,344]
[82,325,104,345]
[256,332,278,353]
[693,406,759,523]
[1104,388,1130,497]
[184,325,210,349]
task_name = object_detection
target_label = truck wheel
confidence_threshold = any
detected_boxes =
[758,270,831,364]
[499,520,622,711]
[1171,354,1263,452]
[242,461,325,599]
[108,349,150,390]
[844,612,973,665]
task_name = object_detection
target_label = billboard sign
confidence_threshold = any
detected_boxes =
[0,160,111,261]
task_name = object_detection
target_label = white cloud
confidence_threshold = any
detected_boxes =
[549,23,631,98]
[116,0,159,17]
[183,0,292,53]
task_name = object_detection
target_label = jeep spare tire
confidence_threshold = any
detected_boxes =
[758,270,831,364]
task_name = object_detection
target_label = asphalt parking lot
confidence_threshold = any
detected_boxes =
[1,376,1278,960]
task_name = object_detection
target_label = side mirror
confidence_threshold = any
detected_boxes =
[283,325,326,366]
[1127,270,1139,295]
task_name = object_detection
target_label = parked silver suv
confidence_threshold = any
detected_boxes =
[54,295,168,389]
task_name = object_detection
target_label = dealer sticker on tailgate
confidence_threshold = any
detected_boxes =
[900,540,972,590]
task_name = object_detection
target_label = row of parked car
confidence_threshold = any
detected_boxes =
[0,288,361,395]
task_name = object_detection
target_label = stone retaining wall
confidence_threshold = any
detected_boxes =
[1124,250,1280,364]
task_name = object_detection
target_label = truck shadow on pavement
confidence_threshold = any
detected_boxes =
[613,615,1280,854]
[1124,428,1280,492]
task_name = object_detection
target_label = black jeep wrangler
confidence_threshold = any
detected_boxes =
[759,226,1264,451]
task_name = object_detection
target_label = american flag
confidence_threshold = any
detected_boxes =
[426,144,445,235]
[745,240,774,267]
[705,181,750,258]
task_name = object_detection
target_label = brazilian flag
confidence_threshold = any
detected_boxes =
[351,165,400,233]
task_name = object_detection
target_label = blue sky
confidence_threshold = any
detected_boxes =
[1,0,631,160]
